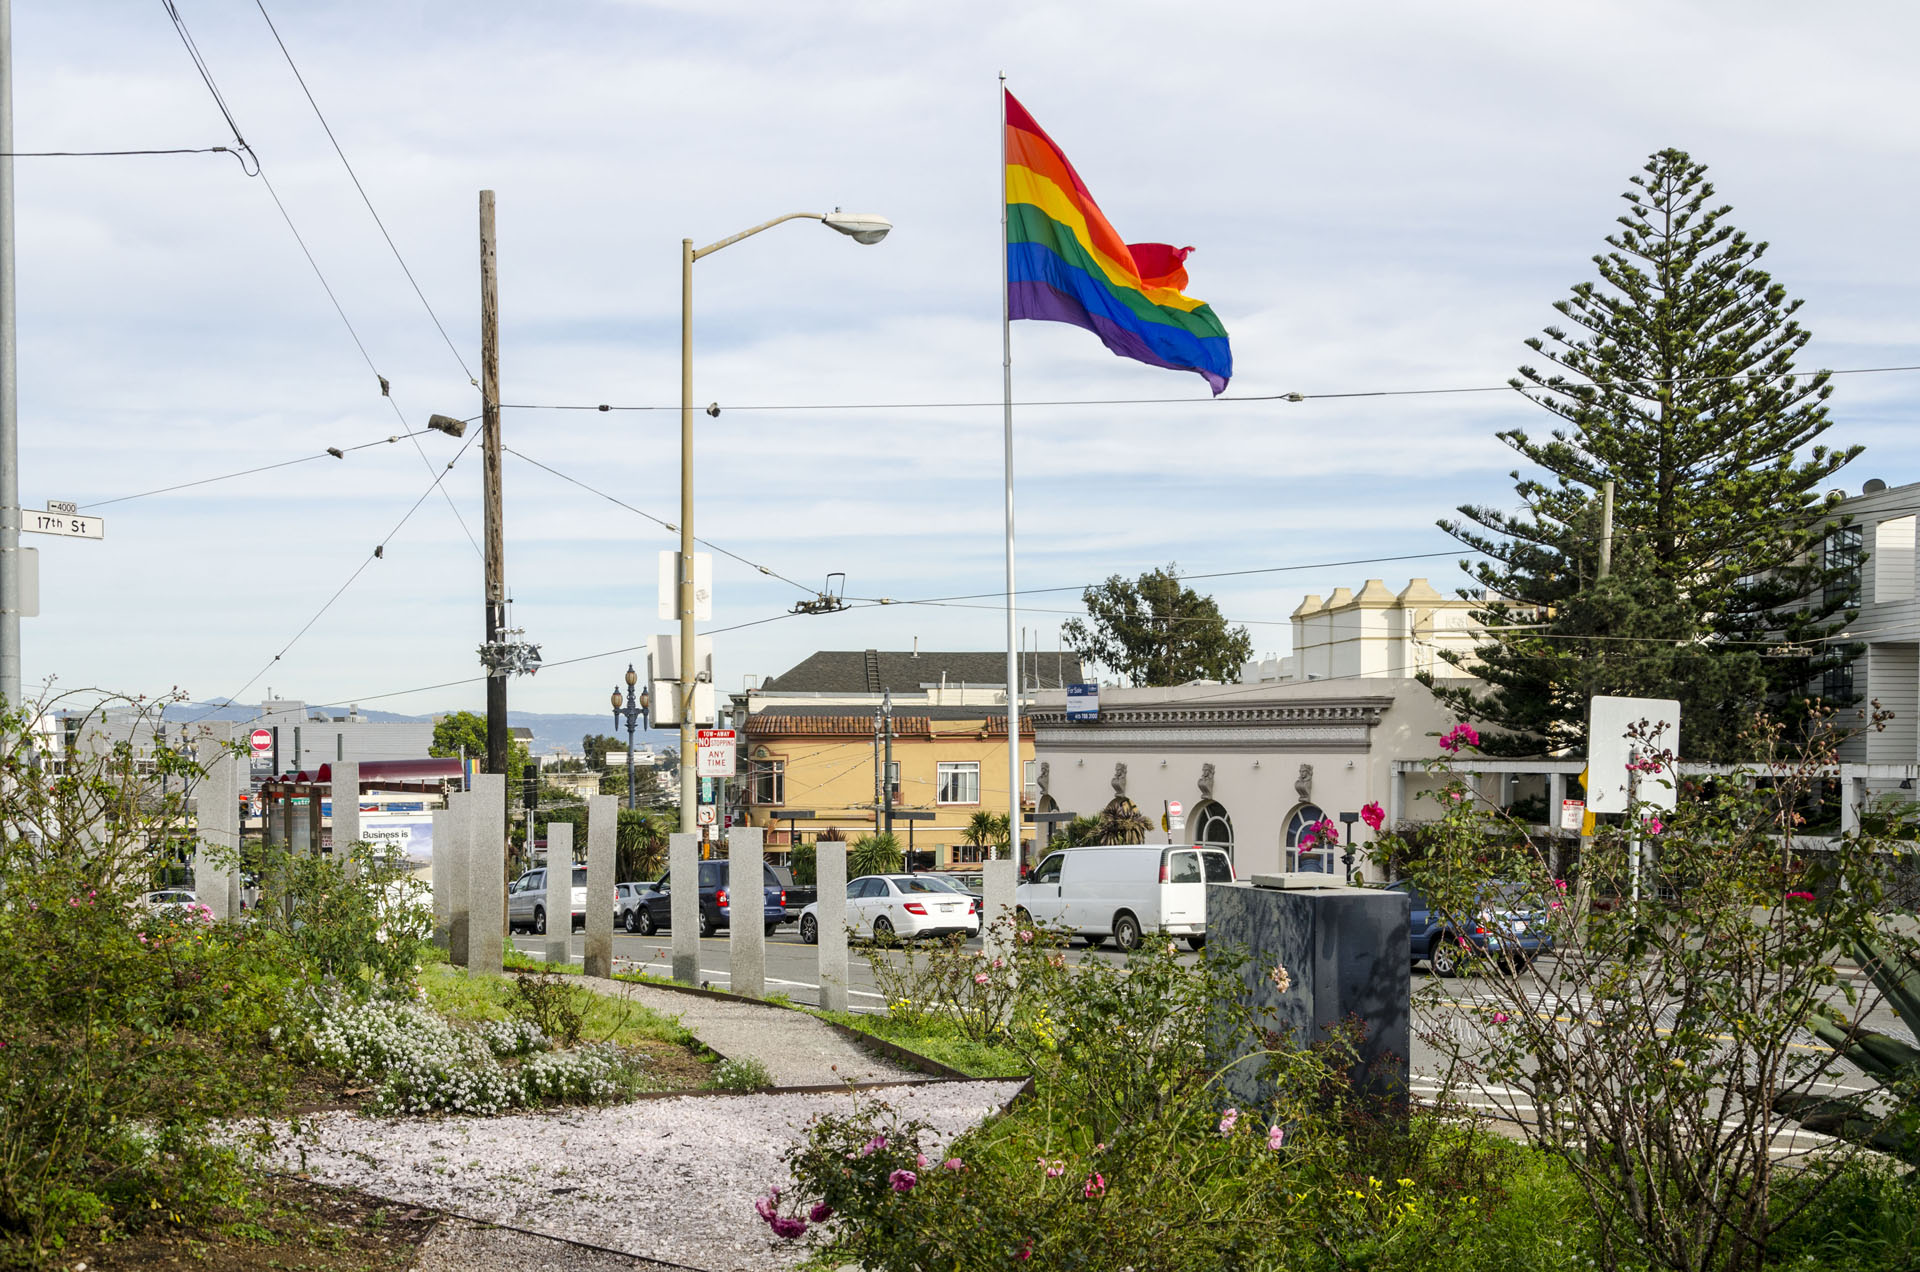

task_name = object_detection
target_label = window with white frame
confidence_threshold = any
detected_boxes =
[937,761,980,805]
[749,758,784,805]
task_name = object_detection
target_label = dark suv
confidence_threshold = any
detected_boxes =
[1386,880,1553,976]
[628,860,784,937]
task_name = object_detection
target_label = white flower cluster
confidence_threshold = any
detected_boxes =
[474,1017,550,1058]
[304,996,651,1116]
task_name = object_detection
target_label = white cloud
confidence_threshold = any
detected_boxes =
[17,0,1920,714]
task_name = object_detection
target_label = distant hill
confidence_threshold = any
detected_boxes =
[167,703,680,759]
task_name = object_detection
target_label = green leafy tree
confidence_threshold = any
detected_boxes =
[1429,149,1859,760]
[431,710,531,783]
[580,733,624,771]
[1062,565,1253,687]
[965,810,1011,853]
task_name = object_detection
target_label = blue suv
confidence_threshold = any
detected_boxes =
[1386,880,1553,976]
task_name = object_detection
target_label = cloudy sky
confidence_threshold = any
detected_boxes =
[19,0,1920,719]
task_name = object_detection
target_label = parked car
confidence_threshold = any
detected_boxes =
[615,881,647,930]
[506,866,586,935]
[797,873,980,944]
[627,860,784,938]
[1386,880,1554,976]
[136,888,200,916]
[1014,844,1237,951]
[769,863,816,924]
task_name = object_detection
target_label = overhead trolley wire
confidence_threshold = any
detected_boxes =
[160,0,480,558]
[503,445,819,594]
[497,360,1920,417]
[188,429,483,721]
[81,427,443,509]
[251,0,477,388]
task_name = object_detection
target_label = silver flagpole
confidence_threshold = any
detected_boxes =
[999,74,1019,867]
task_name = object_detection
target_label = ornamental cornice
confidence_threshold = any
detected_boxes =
[1033,723,1375,753]
[1028,697,1392,731]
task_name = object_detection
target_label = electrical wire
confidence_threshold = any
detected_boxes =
[0,145,245,164]
[161,0,480,558]
[81,428,443,508]
[188,429,482,720]
[496,361,1920,417]
[251,0,477,387]
[502,445,818,593]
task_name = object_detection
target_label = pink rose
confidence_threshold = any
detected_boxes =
[1785,891,1815,903]
[1267,1125,1285,1151]
[888,1169,917,1192]
[859,1135,887,1157]
[808,1202,834,1223]
[1219,1107,1239,1135]
[974,972,990,985]
[1492,1012,1511,1024]
[1360,801,1385,832]
[942,1158,964,1171]
[1439,723,1481,753]
[769,1215,808,1240]
[1082,1172,1106,1198]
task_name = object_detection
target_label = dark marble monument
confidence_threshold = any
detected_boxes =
[1207,878,1411,1112]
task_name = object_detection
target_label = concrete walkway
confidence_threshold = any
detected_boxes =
[575,974,921,1088]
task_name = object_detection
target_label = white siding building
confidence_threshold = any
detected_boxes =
[1831,480,1920,793]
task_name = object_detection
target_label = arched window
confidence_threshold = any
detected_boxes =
[1190,800,1233,859]
[1284,803,1333,873]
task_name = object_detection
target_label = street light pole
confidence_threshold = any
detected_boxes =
[675,210,891,850]
[611,665,649,812]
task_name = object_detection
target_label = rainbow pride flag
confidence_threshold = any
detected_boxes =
[1005,90,1232,394]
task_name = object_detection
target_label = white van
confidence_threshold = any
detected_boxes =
[1015,844,1238,951]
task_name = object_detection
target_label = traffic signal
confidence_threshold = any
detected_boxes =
[522,770,539,810]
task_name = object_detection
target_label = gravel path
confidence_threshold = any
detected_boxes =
[575,974,920,1087]
[263,1082,1024,1272]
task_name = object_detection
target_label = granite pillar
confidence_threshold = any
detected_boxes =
[543,821,574,966]
[332,760,360,878]
[728,827,766,999]
[468,774,506,974]
[430,806,453,951]
[583,795,616,978]
[981,856,1017,960]
[816,839,849,1013]
[444,793,472,965]
[669,832,700,984]
[1207,878,1410,1113]
[190,722,241,921]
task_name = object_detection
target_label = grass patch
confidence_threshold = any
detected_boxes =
[809,1008,1027,1078]
[417,961,713,1089]
[503,948,581,974]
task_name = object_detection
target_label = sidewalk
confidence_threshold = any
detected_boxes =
[572,973,922,1087]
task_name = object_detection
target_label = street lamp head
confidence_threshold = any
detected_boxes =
[639,688,651,714]
[625,664,638,688]
[822,212,892,245]
[611,687,624,710]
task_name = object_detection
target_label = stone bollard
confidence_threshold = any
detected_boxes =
[728,827,767,999]
[429,805,453,952]
[981,856,1018,960]
[542,821,575,966]
[669,833,700,984]
[467,774,506,975]
[190,722,241,921]
[583,796,616,978]
[332,761,360,880]
[1207,878,1410,1114]
[444,793,474,965]
[816,839,849,1013]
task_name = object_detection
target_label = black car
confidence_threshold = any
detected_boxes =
[625,859,785,938]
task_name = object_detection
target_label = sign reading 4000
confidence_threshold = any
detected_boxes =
[27,502,104,540]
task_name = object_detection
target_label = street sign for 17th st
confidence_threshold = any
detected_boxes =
[26,502,104,540]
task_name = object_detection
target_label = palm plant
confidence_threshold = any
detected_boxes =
[1093,797,1151,846]
[1770,932,1920,1165]
[849,832,903,877]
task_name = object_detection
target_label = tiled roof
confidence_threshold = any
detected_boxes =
[762,649,1085,694]
[745,714,1034,738]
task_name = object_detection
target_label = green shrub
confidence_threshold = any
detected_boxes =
[710,1057,773,1091]
[849,833,903,877]
[507,971,590,1048]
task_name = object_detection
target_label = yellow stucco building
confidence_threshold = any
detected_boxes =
[731,649,1084,868]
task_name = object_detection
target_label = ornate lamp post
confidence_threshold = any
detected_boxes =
[1339,810,1361,884]
[611,664,650,810]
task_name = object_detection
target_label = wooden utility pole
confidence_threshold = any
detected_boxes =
[1598,479,1615,580]
[479,191,508,777]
